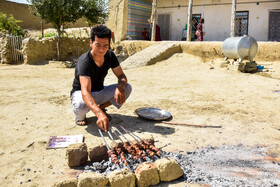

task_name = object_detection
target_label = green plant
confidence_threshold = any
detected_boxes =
[83,0,108,28]
[28,0,84,60]
[44,32,57,37]
[0,12,25,36]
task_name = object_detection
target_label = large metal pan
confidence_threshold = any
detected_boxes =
[135,107,172,121]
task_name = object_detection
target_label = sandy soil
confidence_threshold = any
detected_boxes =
[0,53,280,187]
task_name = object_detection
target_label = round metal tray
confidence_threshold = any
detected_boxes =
[135,107,172,121]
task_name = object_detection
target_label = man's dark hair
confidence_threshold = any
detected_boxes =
[91,25,111,42]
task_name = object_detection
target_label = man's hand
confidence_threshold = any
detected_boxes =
[96,112,109,131]
[80,75,110,131]
[114,86,126,106]
[112,66,128,106]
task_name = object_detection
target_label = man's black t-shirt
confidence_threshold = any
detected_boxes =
[70,49,120,96]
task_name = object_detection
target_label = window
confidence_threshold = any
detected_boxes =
[235,11,249,36]
[192,14,201,40]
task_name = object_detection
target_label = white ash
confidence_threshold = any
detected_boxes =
[82,145,280,186]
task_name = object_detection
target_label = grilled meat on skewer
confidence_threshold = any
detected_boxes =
[107,149,120,165]
[120,152,128,166]
[144,141,161,155]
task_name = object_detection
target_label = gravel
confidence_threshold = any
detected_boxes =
[82,144,280,186]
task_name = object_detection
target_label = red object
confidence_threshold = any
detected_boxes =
[155,25,161,41]
[197,23,203,41]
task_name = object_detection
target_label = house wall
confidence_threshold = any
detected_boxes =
[107,0,129,43]
[0,0,88,30]
[157,0,280,41]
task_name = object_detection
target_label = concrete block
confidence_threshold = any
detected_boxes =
[107,168,136,187]
[78,172,108,187]
[154,157,184,182]
[140,134,154,145]
[88,141,108,162]
[66,143,88,167]
[52,178,78,187]
[135,162,159,187]
[121,42,182,69]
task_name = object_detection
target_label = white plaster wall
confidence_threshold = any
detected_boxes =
[157,7,188,41]
[238,2,280,41]
[196,4,232,41]
[157,0,280,41]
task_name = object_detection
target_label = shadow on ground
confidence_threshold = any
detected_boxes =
[84,114,175,138]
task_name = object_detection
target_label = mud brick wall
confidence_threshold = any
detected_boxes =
[0,34,12,64]
[22,37,90,64]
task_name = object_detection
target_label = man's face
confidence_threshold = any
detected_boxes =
[90,36,109,57]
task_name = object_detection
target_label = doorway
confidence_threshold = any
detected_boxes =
[158,14,170,40]
[268,10,280,41]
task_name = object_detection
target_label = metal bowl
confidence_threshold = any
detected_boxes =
[135,107,172,121]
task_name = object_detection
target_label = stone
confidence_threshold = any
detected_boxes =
[243,62,258,73]
[107,168,136,187]
[154,157,184,182]
[52,178,77,187]
[78,172,108,187]
[121,42,181,69]
[88,141,108,162]
[135,162,159,187]
[141,134,154,145]
[66,143,88,167]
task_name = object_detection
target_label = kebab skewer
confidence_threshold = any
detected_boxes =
[107,130,130,169]
[111,127,138,158]
[113,126,146,160]
[98,129,123,174]
[120,125,161,156]
[114,126,157,158]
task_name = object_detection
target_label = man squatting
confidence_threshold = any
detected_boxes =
[70,25,132,131]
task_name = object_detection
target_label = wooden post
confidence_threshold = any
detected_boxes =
[186,0,193,41]
[151,0,157,41]
[230,0,236,37]
[41,21,44,38]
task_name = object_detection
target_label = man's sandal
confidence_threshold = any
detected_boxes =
[101,109,112,121]
[75,118,87,126]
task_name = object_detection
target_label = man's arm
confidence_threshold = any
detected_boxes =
[80,75,109,131]
[112,65,128,106]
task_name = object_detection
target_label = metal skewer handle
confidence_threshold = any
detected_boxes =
[98,129,123,174]
[98,129,111,151]
[120,125,141,143]
[114,126,133,144]
[107,131,118,146]
[111,127,125,143]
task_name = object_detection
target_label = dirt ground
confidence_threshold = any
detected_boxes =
[0,52,280,187]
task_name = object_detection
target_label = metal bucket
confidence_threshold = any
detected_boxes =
[222,35,258,62]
